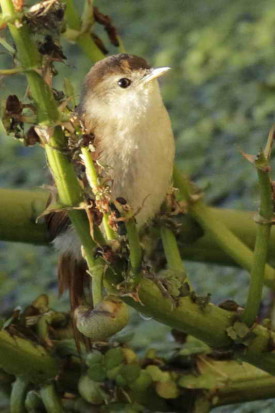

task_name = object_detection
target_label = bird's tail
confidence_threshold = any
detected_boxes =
[58,253,89,309]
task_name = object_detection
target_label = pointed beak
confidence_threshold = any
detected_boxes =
[142,67,171,83]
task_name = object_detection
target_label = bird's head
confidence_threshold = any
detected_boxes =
[79,53,170,121]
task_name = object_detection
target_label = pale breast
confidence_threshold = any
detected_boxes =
[96,103,175,225]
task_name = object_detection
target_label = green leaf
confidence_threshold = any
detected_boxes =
[86,351,104,367]
[120,364,141,384]
[105,348,125,370]
[115,374,127,387]
[179,336,210,356]
[155,380,180,399]
[146,365,170,383]
[129,370,152,391]
[87,364,106,382]
[106,365,123,380]
[78,375,108,405]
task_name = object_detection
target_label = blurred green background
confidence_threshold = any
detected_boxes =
[1,0,275,410]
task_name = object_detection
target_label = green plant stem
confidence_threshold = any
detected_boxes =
[81,147,115,241]
[81,136,141,284]
[242,153,273,326]
[25,391,43,412]
[179,358,275,407]
[45,134,103,305]
[0,189,49,244]
[81,0,94,33]
[173,166,275,289]
[161,225,187,280]
[1,0,105,306]
[213,363,275,406]
[62,0,104,62]
[40,383,63,413]
[125,277,275,375]
[0,330,58,383]
[3,188,275,270]
[10,376,29,413]
[0,67,24,75]
[2,281,275,381]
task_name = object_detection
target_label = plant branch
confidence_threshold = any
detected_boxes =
[161,226,185,272]
[0,189,49,244]
[81,146,115,241]
[0,330,58,383]
[242,151,273,326]
[40,383,63,413]
[0,67,24,75]
[62,0,104,62]
[10,376,29,413]
[125,278,275,376]
[179,358,275,407]
[173,166,275,289]
[1,0,105,306]
[3,188,275,270]
[214,363,275,406]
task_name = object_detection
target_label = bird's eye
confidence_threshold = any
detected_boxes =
[117,78,131,88]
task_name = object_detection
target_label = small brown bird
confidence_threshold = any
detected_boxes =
[47,53,175,307]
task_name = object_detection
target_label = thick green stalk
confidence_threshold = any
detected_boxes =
[10,376,29,413]
[5,33,58,124]
[40,383,63,413]
[242,153,273,326]
[0,330,58,383]
[1,0,104,305]
[179,358,275,407]
[215,371,275,405]
[173,166,275,289]
[3,188,275,270]
[0,189,49,244]
[126,278,275,375]
[45,137,104,304]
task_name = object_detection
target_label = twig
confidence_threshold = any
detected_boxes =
[241,133,274,326]
[160,225,186,274]
[81,146,115,241]
[0,67,24,75]
[62,0,104,62]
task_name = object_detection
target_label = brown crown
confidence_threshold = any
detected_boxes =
[84,54,151,90]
